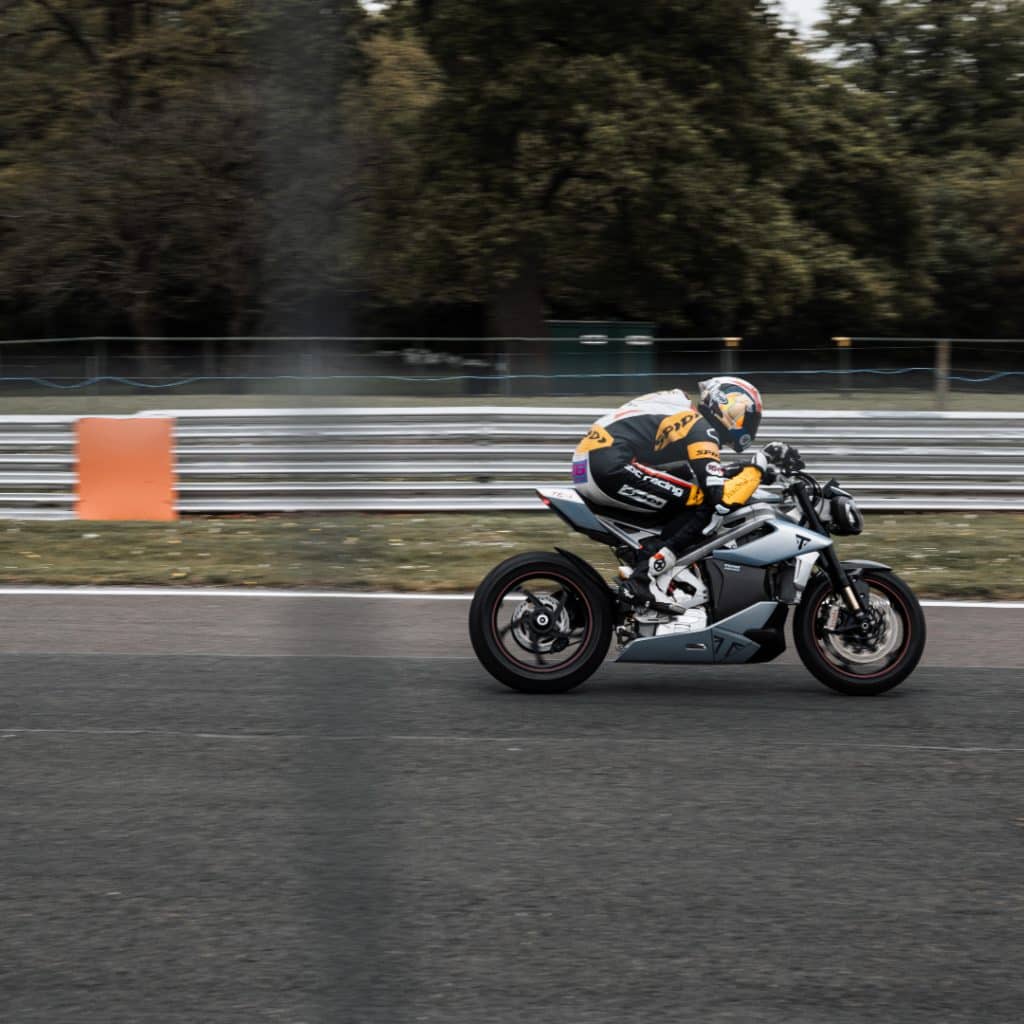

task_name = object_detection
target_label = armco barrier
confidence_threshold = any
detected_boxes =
[0,415,78,520]
[158,406,1021,514]
[1,407,1022,519]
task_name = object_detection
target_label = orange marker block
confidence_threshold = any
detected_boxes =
[76,417,177,521]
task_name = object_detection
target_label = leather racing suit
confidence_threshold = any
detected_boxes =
[571,390,765,557]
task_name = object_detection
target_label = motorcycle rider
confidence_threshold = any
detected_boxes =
[572,377,801,609]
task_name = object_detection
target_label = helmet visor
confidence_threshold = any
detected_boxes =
[731,408,761,451]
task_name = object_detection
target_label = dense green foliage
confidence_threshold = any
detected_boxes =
[1,0,1022,342]
[820,0,1024,335]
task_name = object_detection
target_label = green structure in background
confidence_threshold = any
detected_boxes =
[544,320,657,394]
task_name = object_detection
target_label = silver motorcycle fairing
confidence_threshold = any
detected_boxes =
[792,551,820,602]
[713,514,831,567]
[616,601,783,665]
[536,487,667,549]
[596,516,659,550]
[536,487,615,540]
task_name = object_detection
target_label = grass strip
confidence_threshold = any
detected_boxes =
[0,512,1019,600]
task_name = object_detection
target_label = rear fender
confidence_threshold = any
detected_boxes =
[537,488,615,544]
[554,547,618,617]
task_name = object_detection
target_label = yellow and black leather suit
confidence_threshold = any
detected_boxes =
[572,390,764,555]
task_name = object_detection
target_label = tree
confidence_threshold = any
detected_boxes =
[819,0,1024,336]
[819,0,1024,157]
[0,0,367,362]
[362,0,929,339]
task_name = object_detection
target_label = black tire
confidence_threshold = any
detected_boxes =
[794,569,926,696]
[469,551,614,693]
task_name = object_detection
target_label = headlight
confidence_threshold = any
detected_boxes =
[829,495,863,536]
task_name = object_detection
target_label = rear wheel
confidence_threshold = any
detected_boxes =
[794,569,926,695]
[469,552,613,693]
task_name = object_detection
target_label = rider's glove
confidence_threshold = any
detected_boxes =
[701,503,731,535]
[750,450,778,485]
[762,441,805,474]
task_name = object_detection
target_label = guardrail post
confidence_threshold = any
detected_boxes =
[833,337,852,397]
[722,337,741,375]
[934,339,951,409]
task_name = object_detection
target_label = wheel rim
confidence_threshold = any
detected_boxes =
[489,571,594,675]
[811,578,912,680]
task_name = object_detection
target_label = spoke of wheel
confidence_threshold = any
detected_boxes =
[496,622,514,639]
[534,650,548,667]
[559,626,586,647]
[520,586,540,606]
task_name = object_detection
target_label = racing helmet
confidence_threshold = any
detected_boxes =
[697,376,763,452]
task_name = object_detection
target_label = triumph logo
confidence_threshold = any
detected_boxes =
[796,534,812,550]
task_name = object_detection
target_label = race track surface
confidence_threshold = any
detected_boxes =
[1,594,1022,1023]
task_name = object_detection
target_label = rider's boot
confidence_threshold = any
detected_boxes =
[622,545,680,611]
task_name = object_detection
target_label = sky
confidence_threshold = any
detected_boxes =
[779,0,827,33]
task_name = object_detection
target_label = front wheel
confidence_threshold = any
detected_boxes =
[794,569,926,695]
[469,552,614,693]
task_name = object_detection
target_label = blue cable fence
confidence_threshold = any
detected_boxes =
[0,335,1020,401]
[3,367,1024,391]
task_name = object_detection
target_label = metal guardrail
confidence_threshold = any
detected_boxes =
[2,407,1022,518]
[157,406,1024,514]
[0,416,78,520]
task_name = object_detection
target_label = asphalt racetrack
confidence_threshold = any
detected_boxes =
[2,592,1023,1023]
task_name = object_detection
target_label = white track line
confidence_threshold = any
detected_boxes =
[3,728,1024,753]
[918,599,1024,609]
[0,586,1020,609]
[0,586,472,600]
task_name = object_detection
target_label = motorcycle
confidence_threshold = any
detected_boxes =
[469,459,926,696]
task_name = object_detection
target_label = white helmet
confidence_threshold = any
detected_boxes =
[697,377,763,452]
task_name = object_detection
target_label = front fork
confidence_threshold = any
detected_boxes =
[791,481,865,616]
[821,545,867,615]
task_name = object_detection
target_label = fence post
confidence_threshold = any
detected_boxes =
[625,335,654,397]
[833,337,852,397]
[203,339,216,382]
[722,337,741,375]
[301,350,316,395]
[935,339,951,410]
[86,338,106,396]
